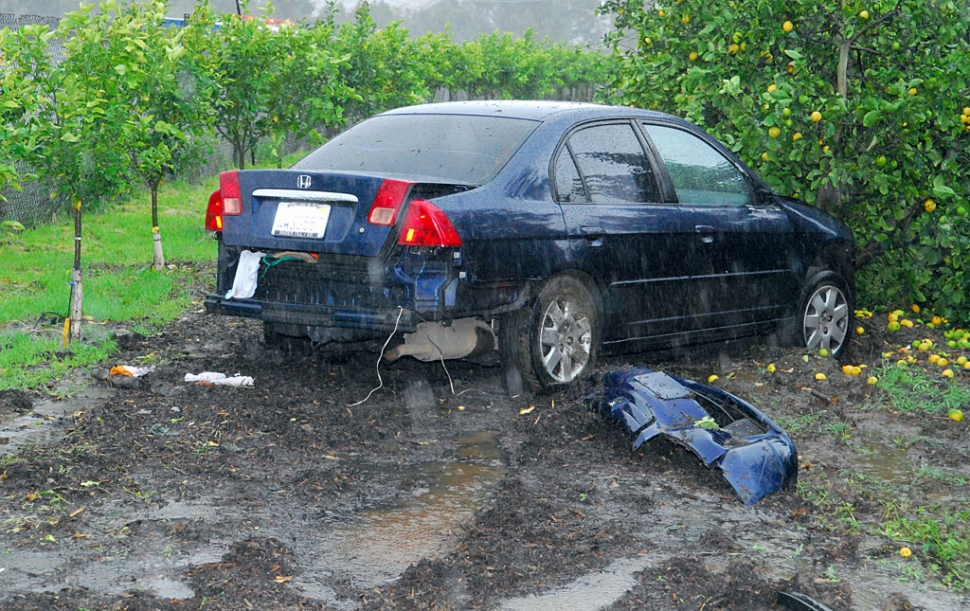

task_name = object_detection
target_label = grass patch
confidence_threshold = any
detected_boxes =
[873,362,970,413]
[0,177,219,391]
[0,330,117,391]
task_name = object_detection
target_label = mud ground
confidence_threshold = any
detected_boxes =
[1,296,969,610]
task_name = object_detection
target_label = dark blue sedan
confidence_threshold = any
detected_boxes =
[204,101,855,391]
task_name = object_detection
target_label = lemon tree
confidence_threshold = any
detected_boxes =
[599,0,970,322]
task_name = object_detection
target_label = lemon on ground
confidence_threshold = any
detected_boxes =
[815,372,827,381]
[708,374,719,383]
[948,409,964,422]
[856,326,865,336]
[942,369,955,379]
[899,547,912,558]
[867,376,878,385]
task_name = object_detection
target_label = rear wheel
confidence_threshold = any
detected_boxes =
[501,275,599,393]
[796,271,852,358]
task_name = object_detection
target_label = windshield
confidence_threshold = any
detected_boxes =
[293,114,540,185]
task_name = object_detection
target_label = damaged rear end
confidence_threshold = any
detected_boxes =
[586,368,797,505]
[204,169,477,353]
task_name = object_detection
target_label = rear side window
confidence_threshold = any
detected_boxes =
[643,124,753,207]
[294,114,539,185]
[556,123,659,204]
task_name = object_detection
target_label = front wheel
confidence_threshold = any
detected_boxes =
[797,271,853,358]
[500,275,599,393]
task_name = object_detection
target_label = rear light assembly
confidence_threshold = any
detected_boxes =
[205,171,242,232]
[368,178,462,248]
[398,199,462,248]
[367,179,414,226]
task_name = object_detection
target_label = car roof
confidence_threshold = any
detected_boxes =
[378,100,676,124]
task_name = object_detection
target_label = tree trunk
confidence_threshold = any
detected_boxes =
[69,201,83,342]
[151,182,165,270]
[69,268,83,342]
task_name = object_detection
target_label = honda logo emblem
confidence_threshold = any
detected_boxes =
[297,175,312,189]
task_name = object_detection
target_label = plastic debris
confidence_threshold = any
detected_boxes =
[225,250,266,299]
[109,365,156,377]
[184,372,254,387]
[585,368,797,505]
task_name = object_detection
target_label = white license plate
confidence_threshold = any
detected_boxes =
[271,202,331,238]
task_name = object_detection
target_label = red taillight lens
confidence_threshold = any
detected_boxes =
[205,190,224,231]
[205,171,242,232]
[398,199,462,247]
[368,179,414,226]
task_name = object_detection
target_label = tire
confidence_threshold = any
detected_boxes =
[795,270,853,359]
[500,275,599,393]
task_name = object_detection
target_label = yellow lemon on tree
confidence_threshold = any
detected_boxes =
[792,132,803,141]
[728,43,739,54]
[963,106,970,116]
[769,126,782,138]
[768,83,778,92]
[859,10,869,19]
[783,20,794,33]
[761,152,770,162]
[924,199,936,213]
[908,87,918,96]
[811,111,822,123]
[682,15,690,25]
[689,51,699,61]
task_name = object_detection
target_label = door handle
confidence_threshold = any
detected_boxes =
[695,225,715,244]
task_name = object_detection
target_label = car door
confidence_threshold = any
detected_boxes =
[555,121,700,345]
[641,123,796,331]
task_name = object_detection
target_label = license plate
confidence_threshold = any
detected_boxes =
[271,202,331,239]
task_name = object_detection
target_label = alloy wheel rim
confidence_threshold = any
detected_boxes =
[539,297,592,383]
[804,285,849,353]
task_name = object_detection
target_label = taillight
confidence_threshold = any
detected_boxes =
[205,190,224,231]
[205,171,242,232]
[368,179,415,226]
[398,199,462,247]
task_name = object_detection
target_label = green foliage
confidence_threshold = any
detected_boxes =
[599,0,970,323]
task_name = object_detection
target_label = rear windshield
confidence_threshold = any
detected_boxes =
[293,114,539,185]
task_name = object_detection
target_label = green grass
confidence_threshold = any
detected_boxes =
[873,362,970,413]
[0,177,220,391]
